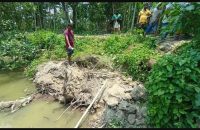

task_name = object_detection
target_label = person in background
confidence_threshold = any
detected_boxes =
[145,3,163,36]
[160,2,173,41]
[137,4,152,36]
[64,23,74,65]
[112,11,122,33]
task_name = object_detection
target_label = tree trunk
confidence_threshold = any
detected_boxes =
[61,2,69,25]
[35,3,40,29]
[39,2,44,29]
[128,4,132,30]
[112,3,114,14]
[131,2,137,30]
[71,4,77,29]
[53,5,56,31]
[34,9,37,31]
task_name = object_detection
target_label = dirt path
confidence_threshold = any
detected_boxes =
[157,37,191,53]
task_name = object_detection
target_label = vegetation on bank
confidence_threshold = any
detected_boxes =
[1,29,200,128]
[0,30,162,81]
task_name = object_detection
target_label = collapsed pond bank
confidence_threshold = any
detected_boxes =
[32,56,147,128]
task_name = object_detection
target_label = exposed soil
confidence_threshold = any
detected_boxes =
[33,56,147,128]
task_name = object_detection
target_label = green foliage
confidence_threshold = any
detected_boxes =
[146,48,200,128]
[115,44,161,82]
[0,29,161,82]
[175,40,200,54]
[0,30,66,72]
[24,52,50,77]
[163,3,200,38]
[107,119,124,128]
[104,35,132,54]
[104,34,161,82]
[0,32,40,71]
[26,30,63,50]
[73,37,105,59]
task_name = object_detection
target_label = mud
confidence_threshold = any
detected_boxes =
[33,56,146,128]
[0,95,33,113]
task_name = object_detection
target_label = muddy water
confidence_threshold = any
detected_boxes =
[0,71,35,101]
[0,99,87,128]
[0,72,89,128]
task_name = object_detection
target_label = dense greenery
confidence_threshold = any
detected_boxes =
[144,3,200,128]
[0,32,40,70]
[161,3,200,39]
[104,32,161,81]
[0,2,152,35]
[146,41,200,128]
[107,119,124,128]
[1,2,200,128]
[20,30,161,80]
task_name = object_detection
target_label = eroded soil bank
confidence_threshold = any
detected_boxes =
[33,56,147,128]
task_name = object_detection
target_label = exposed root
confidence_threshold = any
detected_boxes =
[33,57,146,128]
[1,95,34,114]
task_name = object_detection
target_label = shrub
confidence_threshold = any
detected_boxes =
[26,30,63,50]
[104,34,161,82]
[24,51,50,77]
[0,33,40,71]
[0,30,66,72]
[114,44,161,82]
[104,34,135,55]
[107,119,124,128]
[145,49,200,128]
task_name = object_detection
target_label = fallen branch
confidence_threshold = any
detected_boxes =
[74,80,108,128]
[95,79,107,105]
[55,98,80,121]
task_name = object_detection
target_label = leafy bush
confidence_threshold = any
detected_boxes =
[104,35,135,55]
[0,33,40,71]
[104,34,161,81]
[164,3,200,38]
[174,40,200,55]
[24,51,50,77]
[73,37,105,59]
[0,30,67,72]
[26,30,63,50]
[107,119,124,128]
[114,44,161,82]
[146,49,200,128]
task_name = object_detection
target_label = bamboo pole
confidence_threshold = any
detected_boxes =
[74,80,108,128]
[131,2,137,30]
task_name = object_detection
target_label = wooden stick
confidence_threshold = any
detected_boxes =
[74,80,108,128]
[55,98,79,121]
[94,79,106,105]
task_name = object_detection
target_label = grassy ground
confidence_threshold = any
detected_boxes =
[23,31,162,82]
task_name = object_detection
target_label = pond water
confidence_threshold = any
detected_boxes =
[0,71,35,101]
[0,72,89,128]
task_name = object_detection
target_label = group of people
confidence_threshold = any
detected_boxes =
[110,2,171,38]
[137,2,190,41]
[137,3,164,37]
[64,2,190,64]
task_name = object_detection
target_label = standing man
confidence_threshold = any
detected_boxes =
[145,3,163,35]
[137,4,152,36]
[64,23,74,65]
[112,13,117,33]
[160,2,173,41]
[112,11,122,33]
